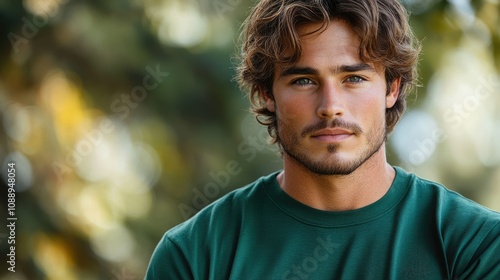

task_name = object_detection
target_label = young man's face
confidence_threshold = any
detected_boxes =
[267,20,400,175]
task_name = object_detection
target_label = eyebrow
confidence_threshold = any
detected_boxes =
[336,63,374,73]
[280,67,318,77]
[279,63,375,78]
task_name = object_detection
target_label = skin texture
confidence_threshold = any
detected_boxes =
[266,20,401,211]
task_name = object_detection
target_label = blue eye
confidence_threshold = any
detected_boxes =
[293,78,314,86]
[346,76,365,83]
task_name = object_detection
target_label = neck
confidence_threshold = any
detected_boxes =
[277,145,395,211]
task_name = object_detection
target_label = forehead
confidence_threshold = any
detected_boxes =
[296,20,361,64]
[298,20,360,45]
[275,20,384,75]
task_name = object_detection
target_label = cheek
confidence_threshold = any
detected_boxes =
[276,96,310,122]
[351,95,387,126]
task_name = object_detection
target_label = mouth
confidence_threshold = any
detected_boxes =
[310,128,354,143]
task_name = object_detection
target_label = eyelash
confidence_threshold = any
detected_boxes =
[291,75,366,87]
[345,76,366,83]
[292,78,315,86]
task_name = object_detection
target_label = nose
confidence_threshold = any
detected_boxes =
[316,82,345,119]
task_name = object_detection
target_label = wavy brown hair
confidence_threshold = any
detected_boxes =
[236,0,420,144]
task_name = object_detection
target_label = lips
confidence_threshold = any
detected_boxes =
[311,128,354,142]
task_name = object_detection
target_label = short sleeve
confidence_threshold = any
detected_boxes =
[145,234,194,280]
[458,220,500,280]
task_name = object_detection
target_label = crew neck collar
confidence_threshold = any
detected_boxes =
[262,166,413,227]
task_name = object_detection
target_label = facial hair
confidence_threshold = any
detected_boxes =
[277,117,387,175]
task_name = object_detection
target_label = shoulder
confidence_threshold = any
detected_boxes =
[397,167,500,222]
[167,171,279,243]
[411,170,500,222]
[398,167,500,277]
[395,167,500,249]
[146,172,279,279]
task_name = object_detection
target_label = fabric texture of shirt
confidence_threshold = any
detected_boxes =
[145,167,500,279]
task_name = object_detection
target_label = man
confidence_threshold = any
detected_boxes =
[146,0,500,279]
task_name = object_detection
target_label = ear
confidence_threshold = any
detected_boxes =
[386,78,401,109]
[262,88,276,112]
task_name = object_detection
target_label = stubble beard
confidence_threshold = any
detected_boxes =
[278,117,387,175]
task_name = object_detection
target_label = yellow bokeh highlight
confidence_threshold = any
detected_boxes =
[40,70,91,146]
[34,234,78,280]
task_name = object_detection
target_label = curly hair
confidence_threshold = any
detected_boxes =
[236,0,421,144]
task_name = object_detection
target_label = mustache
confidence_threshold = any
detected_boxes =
[301,119,363,138]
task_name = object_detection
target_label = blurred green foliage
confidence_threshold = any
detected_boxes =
[0,0,498,279]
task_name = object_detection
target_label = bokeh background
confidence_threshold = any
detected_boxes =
[0,0,499,279]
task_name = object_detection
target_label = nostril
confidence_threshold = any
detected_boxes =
[317,100,344,119]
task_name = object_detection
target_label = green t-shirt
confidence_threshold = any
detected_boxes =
[146,167,500,279]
